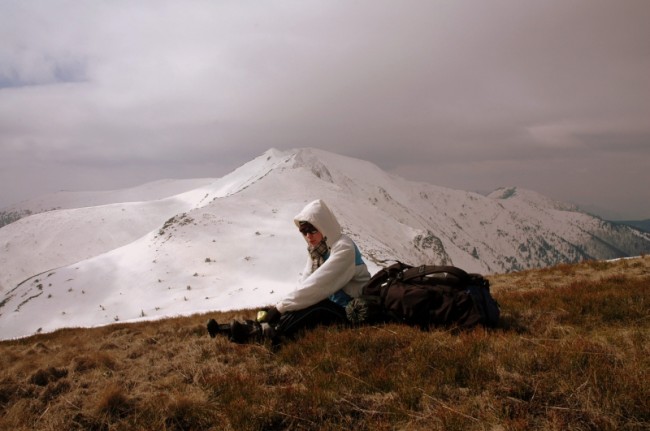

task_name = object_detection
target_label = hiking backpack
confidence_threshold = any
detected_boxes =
[346,262,500,329]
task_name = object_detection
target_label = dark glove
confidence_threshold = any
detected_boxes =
[257,306,281,324]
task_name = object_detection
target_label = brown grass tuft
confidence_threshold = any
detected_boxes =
[162,392,217,430]
[94,382,134,419]
[72,352,117,373]
[28,367,68,386]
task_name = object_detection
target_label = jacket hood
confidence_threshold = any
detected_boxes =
[294,199,342,244]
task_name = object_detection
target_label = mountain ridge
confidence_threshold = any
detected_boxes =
[1,147,649,340]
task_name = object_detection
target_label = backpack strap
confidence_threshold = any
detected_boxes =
[400,265,469,283]
[362,261,412,296]
[377,262,410,301]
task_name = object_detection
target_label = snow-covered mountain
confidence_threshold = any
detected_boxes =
[1,148,649,340]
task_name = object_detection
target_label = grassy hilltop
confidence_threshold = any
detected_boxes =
[1,256,648,430]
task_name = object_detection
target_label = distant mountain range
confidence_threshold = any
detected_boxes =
[611,219,650,233]
[1,148,649,340]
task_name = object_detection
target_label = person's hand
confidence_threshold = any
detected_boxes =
[257,306,281,324]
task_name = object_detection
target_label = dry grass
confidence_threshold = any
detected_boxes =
[1,256,648,430]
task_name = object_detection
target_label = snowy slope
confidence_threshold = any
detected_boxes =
[1,148,649,340]
[0,149,297,293]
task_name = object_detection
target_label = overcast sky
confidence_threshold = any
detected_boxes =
[1,0,649,219]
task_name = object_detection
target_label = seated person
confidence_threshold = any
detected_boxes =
[207,199,371,343]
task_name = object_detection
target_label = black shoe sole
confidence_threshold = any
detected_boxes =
[207,318,219,338]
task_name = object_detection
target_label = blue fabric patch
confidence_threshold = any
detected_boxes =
[329,289,352,308]
[354,244,364,266]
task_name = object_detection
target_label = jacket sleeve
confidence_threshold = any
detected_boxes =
[276,240,356,313]
[298,257,313,283]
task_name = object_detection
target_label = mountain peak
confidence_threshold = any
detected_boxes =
[488,186,579,212]
[490,186,519,200]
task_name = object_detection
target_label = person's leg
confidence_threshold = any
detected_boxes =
[277,299,347,339]
[206,300,348,343]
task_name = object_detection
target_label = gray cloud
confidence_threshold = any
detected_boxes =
[1,0,649,219]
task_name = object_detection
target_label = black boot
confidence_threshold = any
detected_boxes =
[206,318,231,338]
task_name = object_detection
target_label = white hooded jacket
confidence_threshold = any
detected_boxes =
[275,200,371,313]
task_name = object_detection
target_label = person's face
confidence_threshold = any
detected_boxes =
[300,224,323,247]
[304,230,323,247]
